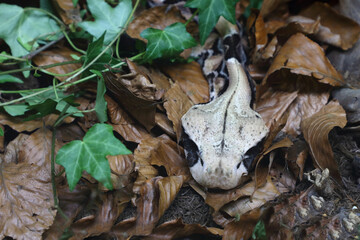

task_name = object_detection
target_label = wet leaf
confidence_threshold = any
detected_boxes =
[78,0,132,44]
[141,22,197,61]
[56,123,131,190]
[300,2,360,50]
[0,129,58,240]
[301,100,347,182]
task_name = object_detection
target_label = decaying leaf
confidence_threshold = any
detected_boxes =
[107,154,135,190]
[104,71,159,131]
[142,218,223,240]
[247,9,268,63]
[160,61,209,104]
[133,135,191,192]
[106,95,151,143]
[155,113,176,138]
[163,82,193,139]
[300,2,360,50]
[134,176,184,235]
[51,0,81,25]
[301,100,347,181]
[0,128,59,240]
[33,48,82,82]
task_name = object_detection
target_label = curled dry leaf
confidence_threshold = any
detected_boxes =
[104,71,159,131]
[301,100,347,182]
[135,64,171,91]
[223,208,262,240]
[0,128,60,240]
[247,10,268,62]
[106,95,151,143]
[70,190,132,239]
[43,184,91,240]
[142,218,223,240]
[163,81,193,139]
[160,61,209,104]
[258,33,344,136]
[285,139,308,180]
[107,154,135,190]
[155,113,176,138]
[205,165,295,212]
[33,48,82,82]
[300,2,360,50]
[133,134,191,192]
[260,0,290,19]
[134,176,184,236]
[51,0,81,25]
[127,6,197,43]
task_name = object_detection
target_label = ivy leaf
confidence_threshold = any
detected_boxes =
[140,22,197,61]
[78,0,132,44]
[0,75,23,84]
[3,104,28,116]
[91,69,108,123]
[56,123,131,190]
[0,128,3,136]
[185,0,238,44]
[0,4,61,57]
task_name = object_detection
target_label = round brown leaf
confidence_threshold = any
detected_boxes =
[301,100,347,182]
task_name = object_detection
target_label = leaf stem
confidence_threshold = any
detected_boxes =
[185,9,199,26]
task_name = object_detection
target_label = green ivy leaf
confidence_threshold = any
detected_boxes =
[185,0,238,44]
[3,104,28,116]
[0,74,23,84]
[78,0,132,44]
[252,220,267,240]
[56,123,131,190]
[82,33,112,70]
[0,4,61,57]
[140,22,197,61]
[0,127,3,136]
[91,70,108,123]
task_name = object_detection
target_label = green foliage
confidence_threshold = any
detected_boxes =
[56,123,131,190]
[0,75,23,84]
[185,0,238,44]
[140,22,197,61]
[78,0,132,44]
[3,104,28,117]
[252,220,267,240]
[91,70,108,123]
[0,4,61,57]
[0,128,3,136]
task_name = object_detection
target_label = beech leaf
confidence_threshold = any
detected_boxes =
[56,123,131,190]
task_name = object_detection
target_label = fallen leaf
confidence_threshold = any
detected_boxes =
[300,2,360,50]
[301,100,347,182]
[110,217,136,240]
[33,47,82,82]
[127,6,197,43]
[247,9,268,62]
[155,113,176,138]
[260,0,290,19]
[161,61,210,104]
[0,128,59,240]
[133,135,191,192]
[104,71,159,131]
[285,139,308,180]
[332,88,360,123]
[136,64,171,91]
[106,95,151,143]
[70,190,132,239]
[43,184,91,240]
[107,154,135,190]
[51,0,81,25]
[134,176,184,235]
[142,218,223,240]
[163,81,193,139]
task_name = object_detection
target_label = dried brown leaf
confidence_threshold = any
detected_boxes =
[285,139,308,180]
[300,2,360,50]
[127,6,197,42]
[134,176,184,235]
[0,128,59,240]
[110,217,136,240]
[106,95,151,143]
[161,61,209,104]
[107,154,135,190]
[51,0,81,25]
[163,82,193,139]
[155,113,176,138]
[301,100,347,181]
[33,48,81,82]
[104,71,158,131]
[43,185,91,240]
[143,218,222,240]
[247,10,268,62]
[260,0,290,19]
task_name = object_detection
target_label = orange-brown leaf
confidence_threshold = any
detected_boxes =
[301,100,347,181]
[51,0,81,25]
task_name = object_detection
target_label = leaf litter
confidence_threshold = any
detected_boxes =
[0,0,360,239]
